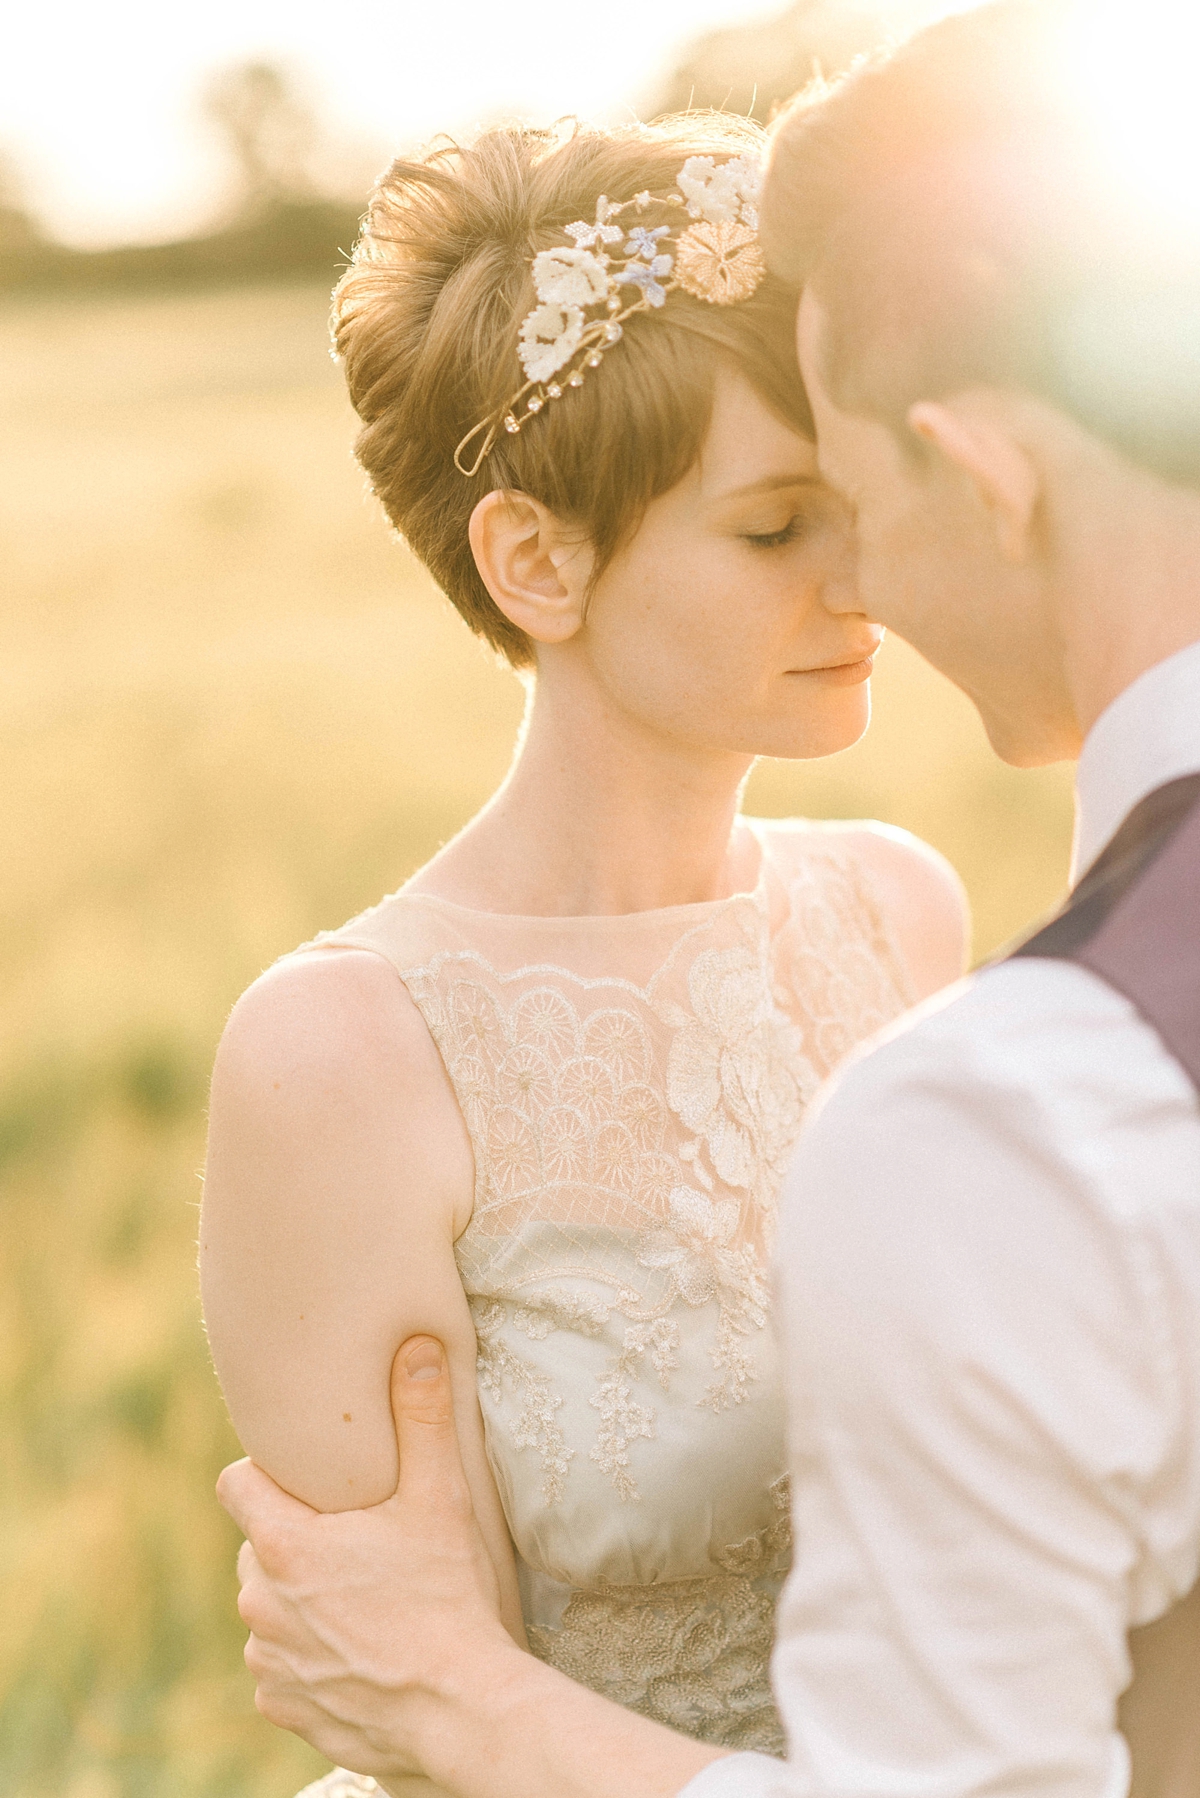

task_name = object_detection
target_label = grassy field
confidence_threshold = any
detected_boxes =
[0,279,1074,1798]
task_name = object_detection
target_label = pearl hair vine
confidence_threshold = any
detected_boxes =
[453,155,766,477]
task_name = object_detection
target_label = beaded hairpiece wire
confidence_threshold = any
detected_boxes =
[453,154,767,477]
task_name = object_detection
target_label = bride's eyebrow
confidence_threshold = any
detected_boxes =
[709,473,823,504]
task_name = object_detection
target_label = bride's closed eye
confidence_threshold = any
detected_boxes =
[742,517,805,550]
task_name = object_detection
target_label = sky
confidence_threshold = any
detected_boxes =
[3,0,926,247]
[5,2,1194,250]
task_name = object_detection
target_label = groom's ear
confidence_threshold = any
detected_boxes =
[906,397,1039,564]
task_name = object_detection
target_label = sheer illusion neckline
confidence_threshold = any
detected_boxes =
[398,821,770,928]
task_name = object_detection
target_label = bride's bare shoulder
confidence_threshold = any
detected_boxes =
[755,816,970,1000]
[218,944,441,1088]
[839,821,969,1000]
[210,944,472,1235]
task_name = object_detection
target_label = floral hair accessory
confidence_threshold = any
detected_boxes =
[454,155,766,476]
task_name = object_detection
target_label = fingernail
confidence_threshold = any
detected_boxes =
[405,1340,444,1382]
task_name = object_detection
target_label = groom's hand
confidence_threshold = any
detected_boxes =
[217,1336,515,1784]
[220,1335,726,1798]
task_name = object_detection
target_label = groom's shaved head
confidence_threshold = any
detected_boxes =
[763,0,1200,485]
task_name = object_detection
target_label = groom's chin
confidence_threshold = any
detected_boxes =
[977,706,1082,771]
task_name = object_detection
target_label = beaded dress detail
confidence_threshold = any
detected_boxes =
[305,820,913,1771]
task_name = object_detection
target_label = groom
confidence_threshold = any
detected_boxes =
[219,4,1200,1794]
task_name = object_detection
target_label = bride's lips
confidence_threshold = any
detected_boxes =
[787,650,879,685]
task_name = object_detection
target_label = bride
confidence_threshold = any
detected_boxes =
[200,111,967,1790]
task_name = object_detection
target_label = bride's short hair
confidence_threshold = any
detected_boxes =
[333,117,811,666]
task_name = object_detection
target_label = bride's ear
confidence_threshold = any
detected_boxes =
[468,490,594,645]
[907,397,1039,564]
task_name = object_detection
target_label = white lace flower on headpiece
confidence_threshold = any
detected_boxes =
[453,153,769,476]
[532,246,610,310]
[565,195,624,251]
[519,302,585,383]
[676,155,762,230]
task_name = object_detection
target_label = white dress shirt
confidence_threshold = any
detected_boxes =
[683,641,1200,1798]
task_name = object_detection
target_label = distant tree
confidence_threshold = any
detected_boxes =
[0,64,373,292]
[204,62,321,215]
[655,0,896,121]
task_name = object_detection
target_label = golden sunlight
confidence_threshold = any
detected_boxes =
[1060,0,1200,232]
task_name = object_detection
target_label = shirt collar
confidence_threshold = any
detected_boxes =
[1072,638,1200,882]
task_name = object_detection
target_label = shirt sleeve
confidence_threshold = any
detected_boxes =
[676,1754,787,1797]
[764,964,1200,1798]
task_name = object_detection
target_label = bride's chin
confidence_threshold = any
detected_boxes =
[761,686,872,761]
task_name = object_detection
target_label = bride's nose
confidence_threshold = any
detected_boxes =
[820,532,864,615]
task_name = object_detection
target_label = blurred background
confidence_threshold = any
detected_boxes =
[1,3,1075,1795]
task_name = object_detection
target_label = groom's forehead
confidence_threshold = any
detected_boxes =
[791,302,874,502]
[794,294,838,439]
[794,290,944,520]
[794,297,854,445]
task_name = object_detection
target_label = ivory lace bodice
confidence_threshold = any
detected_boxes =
[317,819,914,1755]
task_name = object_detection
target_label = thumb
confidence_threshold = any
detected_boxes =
[387,1335,472,1517]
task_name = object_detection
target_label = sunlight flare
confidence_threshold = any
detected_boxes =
[1060,0,1200,234]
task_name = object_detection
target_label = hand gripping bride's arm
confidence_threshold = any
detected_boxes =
[220,1335,733,1798]
[201,948,529,1792]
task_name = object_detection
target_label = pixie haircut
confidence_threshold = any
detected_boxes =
[333,116,812,666]
[762,0,1200,486]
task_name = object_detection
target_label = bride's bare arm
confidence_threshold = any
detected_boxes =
[201,947,526,1652]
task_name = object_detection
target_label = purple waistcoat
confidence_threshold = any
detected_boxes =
[1009,773,1200,1094]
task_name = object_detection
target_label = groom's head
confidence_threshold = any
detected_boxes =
[763,0,1200,763]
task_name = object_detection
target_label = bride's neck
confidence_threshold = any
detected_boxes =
[414,669,757,916]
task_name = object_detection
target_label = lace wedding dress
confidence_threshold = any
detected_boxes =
[297,819,914,1794]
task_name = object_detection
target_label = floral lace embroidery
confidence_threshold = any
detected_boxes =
[511,1288,610,1340]
[473,1300,574,1504]
[527,1477,792,1753]
[399,837,911,1505]
[662,938,817,1211]
[589,1319,679,1499]
[415,968,743,1499]
[637,1187,769,1411]
[300,829,913,1779]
